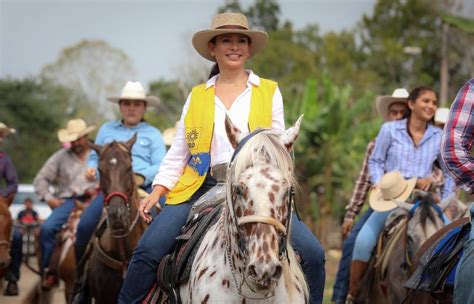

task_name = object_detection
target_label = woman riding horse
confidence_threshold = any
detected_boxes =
[120,12,325,304]
[346,86,456,302]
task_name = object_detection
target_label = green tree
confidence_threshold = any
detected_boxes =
[40,39,135,122]
[0,78,76,182]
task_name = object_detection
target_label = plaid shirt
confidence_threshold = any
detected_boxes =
[442,78,474,193]
[344,141,447,222]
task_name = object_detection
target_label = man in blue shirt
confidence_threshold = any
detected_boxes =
[74,81,166,265]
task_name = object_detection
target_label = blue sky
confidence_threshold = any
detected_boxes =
[1,0,376,85]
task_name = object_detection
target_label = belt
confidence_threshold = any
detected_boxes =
[210,163,228,183]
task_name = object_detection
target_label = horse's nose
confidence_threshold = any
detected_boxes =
[247,260,283,286]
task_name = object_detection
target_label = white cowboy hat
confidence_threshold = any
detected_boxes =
[107,81,161,107]
[375,88,409,121]
[192,12,268,62]
[57,119,96,143]
[162,122,179,146]
[0,122,16,137]
[369,171,417,212]
[435,108,450,125]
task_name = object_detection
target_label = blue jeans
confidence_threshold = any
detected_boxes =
[75,186,154,262]
[119,176,325,304]
[352,210,390,262]
[454,204,474,304]
[39,198,76,270]
[331,208,373,303]
[6,226,23,282]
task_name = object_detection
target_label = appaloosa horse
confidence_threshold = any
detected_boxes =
[361,194,465,304]
[154,116,309,303]
[85,134,148,304]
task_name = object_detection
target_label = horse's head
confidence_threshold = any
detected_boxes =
[395,191,447,251]
[224,115,303,295]
[90,134,137,237]
[0,199,13,269]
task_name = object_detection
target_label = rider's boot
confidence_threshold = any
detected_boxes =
[41,268,59,290]
[345,260,368,304]
[3,281,19,296]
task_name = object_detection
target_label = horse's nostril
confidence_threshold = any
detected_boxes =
[273,265,282,279]
[248,264,257,277]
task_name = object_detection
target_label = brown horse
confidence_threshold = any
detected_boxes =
[359,193,464,304]
[0,194,14,291]
[85,134,147,304]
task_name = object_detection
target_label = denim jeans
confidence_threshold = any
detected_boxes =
[119,177,326,304]
[454,204,474,304]
[6,226,23,282]
[290,213,326,304]
[352,210,391,261]
[75,185,154,262]
[331,208,373,303]
[118,176,217,304]
[39,198,76,270]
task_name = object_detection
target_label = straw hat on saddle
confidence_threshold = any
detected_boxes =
[435,108,450,126]
[192,12,268,61]
[369,171,417,212]
[0,122,16,137]
[375,88,409,121]
[107,81,160,108]
[57,119,96,143]
[162,121,179,146]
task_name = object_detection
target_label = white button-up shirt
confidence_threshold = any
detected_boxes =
[153,70,285,190]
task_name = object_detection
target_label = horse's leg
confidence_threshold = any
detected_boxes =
[59,245,76,302]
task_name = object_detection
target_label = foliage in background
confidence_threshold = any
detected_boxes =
[40,39,136,122]
[0,78,73,182]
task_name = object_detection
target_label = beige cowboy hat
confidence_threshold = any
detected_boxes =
[57,119,96,143]
[192,12,268,62]
[369,171,417,212]
[375,88,409,121]
[435,108,450,125]
[107,81,161,107]
[0,122,16,137]
[162,121,179,146]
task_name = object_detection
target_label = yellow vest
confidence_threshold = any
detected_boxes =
[166,78,277,204]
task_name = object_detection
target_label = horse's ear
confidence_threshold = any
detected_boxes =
[124,133,138,151]
[225,115,242,149]
[89,142,103,154]
[280,114,303,152]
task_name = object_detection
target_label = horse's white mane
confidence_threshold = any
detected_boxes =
[228,129,309,301]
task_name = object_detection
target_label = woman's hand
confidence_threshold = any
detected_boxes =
[139,185,169,223]
[85,168,97,181]
[416,177,433,191]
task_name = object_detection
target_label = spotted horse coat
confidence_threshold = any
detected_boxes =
[178,115,309,303]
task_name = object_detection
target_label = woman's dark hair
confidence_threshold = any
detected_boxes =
[403,86,437,123]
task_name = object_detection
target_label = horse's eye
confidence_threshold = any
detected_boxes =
[233,184,244,196]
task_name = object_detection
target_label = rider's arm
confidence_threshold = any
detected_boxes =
[368,122,392,185]
[442,79,474,193]
[0,154,19,197]
[33,150,62,202]
[152,93,192,191]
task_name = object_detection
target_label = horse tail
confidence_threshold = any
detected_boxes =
[284,244,309,302]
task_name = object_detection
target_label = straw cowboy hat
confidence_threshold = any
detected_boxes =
[435,108,450,125]
[107,81,160,107]
[162,122,179,146]
[192,12,268,61]
[57,119,96,143]
[0,122,16,137]
[369,171,417,212]
[375,88,409,121]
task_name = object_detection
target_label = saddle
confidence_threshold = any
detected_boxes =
[143,186,226,304]
[404,220,471,297]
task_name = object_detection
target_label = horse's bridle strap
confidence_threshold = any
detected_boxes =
[104,192,129,205]
[237,215,287,235]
